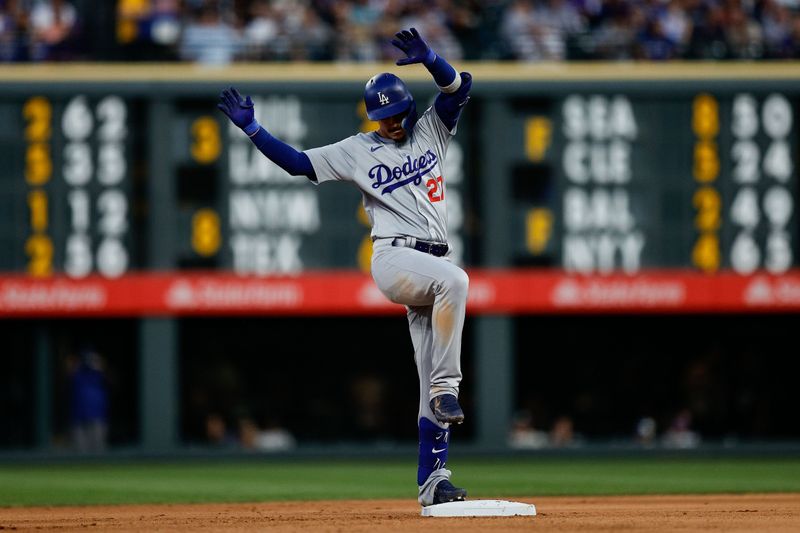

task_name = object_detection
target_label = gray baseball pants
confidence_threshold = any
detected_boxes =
[370,237,468,428]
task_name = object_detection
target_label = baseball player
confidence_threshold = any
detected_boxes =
[218,27,472,507]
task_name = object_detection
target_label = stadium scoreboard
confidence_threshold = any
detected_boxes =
[4,94,136,277]
[506,89,797,274]
[0,64,798,315]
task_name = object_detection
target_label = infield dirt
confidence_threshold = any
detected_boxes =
[1,493,798,532]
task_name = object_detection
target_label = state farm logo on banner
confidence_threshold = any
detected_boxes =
[0,280,106,311]
[165,278,302,310]
[551,279,581,306]
[165,280,196,308]
[744,277,773,305]
[551,277,685,309]
[744,276,800,306]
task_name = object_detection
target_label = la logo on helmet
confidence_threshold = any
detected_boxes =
[378,92,390,105]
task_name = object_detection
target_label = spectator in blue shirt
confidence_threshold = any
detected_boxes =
[69,347,109,453]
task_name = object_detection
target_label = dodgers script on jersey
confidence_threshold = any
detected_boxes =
[305,105,455,243]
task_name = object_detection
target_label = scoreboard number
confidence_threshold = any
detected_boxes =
[61,94,130,278]
[23,97,52,141]
[692,94,721,273]
[729,93,794,274]
[191,208,221,257]
[190,116,221,164]
[25,234,53,277]
[23,96,53,276]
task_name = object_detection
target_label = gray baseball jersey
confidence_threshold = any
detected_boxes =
[305,105,454,243]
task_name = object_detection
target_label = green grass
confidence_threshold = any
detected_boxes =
[1,457,799,507]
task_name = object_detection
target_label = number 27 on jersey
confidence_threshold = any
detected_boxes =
[427,176,444,202]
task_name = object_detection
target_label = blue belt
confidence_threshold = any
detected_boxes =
[392,237,449,257]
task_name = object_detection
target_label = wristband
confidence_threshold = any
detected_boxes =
[243,119,261,136]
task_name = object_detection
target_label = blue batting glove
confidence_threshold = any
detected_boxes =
[391,27,436,66]
[217,86,260,135]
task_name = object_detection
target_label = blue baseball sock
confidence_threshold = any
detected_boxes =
[418,417,449,486]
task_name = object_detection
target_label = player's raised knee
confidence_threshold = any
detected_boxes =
[446,269,469,299]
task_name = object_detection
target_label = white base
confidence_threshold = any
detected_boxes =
[421,499,536,517]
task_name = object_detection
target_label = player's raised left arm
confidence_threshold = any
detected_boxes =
[391,28,470,130]
[392,28,459,92]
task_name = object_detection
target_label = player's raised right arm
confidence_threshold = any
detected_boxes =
[217,87,317,181]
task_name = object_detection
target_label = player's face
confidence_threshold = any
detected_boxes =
[377,111,408,142]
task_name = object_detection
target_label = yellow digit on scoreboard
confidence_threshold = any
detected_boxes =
[692,187,721,231]
[25,234,53,277]
[526,208,553,254]
[190,116,221,164]
[23,97,52,142]
[692,93,719,140]
[27,190,48,232]
[191,208,221,257]
[693,140,719,183]
[692,233,720,274]
[25,143,52,186]
[525,117,552,162]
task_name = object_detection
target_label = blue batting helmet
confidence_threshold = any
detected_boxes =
[364,73,417,130]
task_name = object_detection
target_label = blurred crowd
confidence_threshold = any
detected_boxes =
[1,0,799,63]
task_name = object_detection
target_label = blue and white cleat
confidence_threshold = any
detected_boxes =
[432,480,467,504]
[429,394,464,425]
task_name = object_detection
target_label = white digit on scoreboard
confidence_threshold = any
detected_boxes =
[67,189,90,232]
[97,143,126,186]
[62,96,93,140]
[97,189,128,236]
[96,96,127,142]
[731,141,759,183]
[63,142,93,186]
[65,233,92,277]
[763,140,792,182]
[97,237,128,278]
[730,187,760,230]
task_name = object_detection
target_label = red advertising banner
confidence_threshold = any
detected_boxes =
[1,270,800,317]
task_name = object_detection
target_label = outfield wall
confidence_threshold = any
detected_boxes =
[1,63,799,454]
